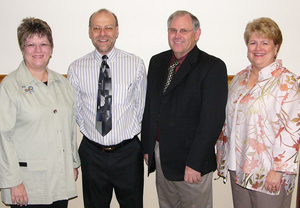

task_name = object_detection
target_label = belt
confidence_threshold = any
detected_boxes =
[84,135,137,152]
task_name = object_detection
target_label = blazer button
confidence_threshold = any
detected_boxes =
[53,109,58,114]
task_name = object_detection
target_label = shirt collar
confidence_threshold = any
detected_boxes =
[170,52,188,65]
[250,60,280,80]
[93,47,117,64]
[16,60,60,87]
[170,52,188,72]
[260,60,282,79]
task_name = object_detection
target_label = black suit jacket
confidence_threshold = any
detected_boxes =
[141,46,228,181]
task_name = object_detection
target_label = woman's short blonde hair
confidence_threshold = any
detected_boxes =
[244,17,282,52]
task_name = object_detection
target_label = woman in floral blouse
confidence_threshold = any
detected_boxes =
[217,17,300,208]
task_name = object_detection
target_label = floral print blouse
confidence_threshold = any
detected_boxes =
[217,60,300,195]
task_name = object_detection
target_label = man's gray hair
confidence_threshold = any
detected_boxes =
[167,10,200,32]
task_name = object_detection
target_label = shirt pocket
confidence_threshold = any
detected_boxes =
[20,160,48,196]
[114,83,134,105]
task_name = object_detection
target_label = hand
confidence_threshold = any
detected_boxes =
[10,183,28,206]
[264,170,283,193]
[144,154,149,166]
[184,166,202,184]
[74,168,79,181]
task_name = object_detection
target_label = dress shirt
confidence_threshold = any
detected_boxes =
[217,60,300,195]
[170,53,187,72]
[68,47,147,145]
[0,61,80,204]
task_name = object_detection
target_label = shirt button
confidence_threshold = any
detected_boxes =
[53,109,57,114]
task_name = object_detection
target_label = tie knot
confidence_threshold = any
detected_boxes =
[100,55,109,72]
[102,55,108,61]
[172,59,180,68]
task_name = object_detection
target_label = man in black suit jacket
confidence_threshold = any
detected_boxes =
[141,10,228,207]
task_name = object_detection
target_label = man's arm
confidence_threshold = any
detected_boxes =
[141,57,156,162]
[134,59,147,124]
[185,58,228,173]
[67,64,84,126]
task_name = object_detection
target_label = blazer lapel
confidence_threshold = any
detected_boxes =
[157,52,173,96]
[164,46,200,94]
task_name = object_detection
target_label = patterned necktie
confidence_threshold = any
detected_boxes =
[163,59,180,93]
[96,55,112,136]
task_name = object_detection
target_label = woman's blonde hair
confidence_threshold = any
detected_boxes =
[244,17,282,52]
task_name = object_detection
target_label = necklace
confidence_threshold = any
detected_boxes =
[252,70,259,76]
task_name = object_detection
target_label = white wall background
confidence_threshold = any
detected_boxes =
[1,0,299,207]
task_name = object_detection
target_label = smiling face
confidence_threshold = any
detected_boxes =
[168,14,201,59]
[22,35,53,71]
[247,33,279,71]
[89,11,119,55]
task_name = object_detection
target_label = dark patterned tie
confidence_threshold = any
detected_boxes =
[96,55,112,136]
[163,59,180,93]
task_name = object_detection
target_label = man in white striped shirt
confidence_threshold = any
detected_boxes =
[67,9,147,208]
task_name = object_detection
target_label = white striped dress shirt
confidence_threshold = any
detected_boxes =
[67,47,147,145]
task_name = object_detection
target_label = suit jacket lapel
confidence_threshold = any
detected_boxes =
[157,51,173,96]
[164,46,200,94]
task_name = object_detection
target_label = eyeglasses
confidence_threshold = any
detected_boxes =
[91,26,115,33]
[168,28,194,35]
[24,43,51,50]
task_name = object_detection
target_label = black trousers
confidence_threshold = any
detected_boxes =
[11,200,68,208]
[79,136,144,208]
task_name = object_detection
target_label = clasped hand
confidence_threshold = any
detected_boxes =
[184,166,202,184]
